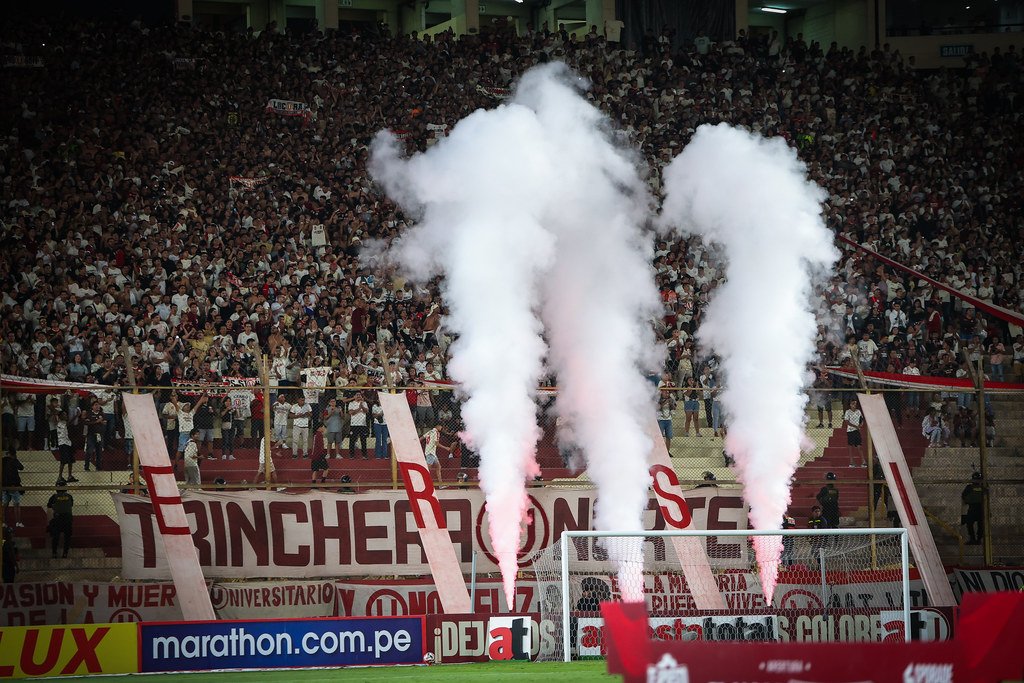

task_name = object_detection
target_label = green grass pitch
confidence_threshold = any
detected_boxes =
[70,660,616,682]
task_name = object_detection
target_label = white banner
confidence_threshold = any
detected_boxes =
[0,581,336,627]
[334,577,537,616]
[112,487,746,580]
[301,366,332,403]
[3,55,44,68]
[8,568,1008,626]
[265,98,313,121]
[228,176,269,190]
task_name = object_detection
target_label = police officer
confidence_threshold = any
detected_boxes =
[696,471,718,488]
[961,472,986,545]
[808,505,826,559]
[47,479,74,559]
[816,472,841,528]
[781,514,797,566]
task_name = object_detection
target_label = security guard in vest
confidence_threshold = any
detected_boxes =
[47,478,74,558]
[696,471,718,488]
[961,472,986,545]
[808,505,826,559]
[816,472,841,528]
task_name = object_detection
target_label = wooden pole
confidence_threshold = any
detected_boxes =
[380,352,399,491]
[961,350,992,564]
[0,380,5,532]
[261,354,272,491]
[976,357,992,564]
[122,342,142,494]
[849,351,877,568]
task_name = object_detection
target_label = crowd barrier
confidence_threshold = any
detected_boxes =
[0,605,962,679]
[1,380,1022,581]
[4,567,1020,626]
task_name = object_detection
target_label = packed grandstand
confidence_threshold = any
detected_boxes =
[2,9,1024,682]
[1,16,1021,392]
[1,11,1023,576]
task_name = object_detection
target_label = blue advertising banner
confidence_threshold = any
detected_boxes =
[140,617,424,672]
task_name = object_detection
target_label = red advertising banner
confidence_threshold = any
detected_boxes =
[425,613,559,663]
[112,487,746,580]
[422,607,955,664]
[602,593,1024,683]
[601,601,960,683]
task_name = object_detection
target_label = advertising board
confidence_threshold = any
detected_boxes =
[139,616,424,672]
[0,623,138,679]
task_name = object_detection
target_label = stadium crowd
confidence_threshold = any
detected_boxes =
[1,16,1023,461]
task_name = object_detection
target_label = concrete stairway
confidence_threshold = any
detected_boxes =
[915,391,1024,567]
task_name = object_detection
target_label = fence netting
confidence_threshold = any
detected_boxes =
[1,382,1021,583]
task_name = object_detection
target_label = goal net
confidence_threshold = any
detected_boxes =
[530,529,910,662]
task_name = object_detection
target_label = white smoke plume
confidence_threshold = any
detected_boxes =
[658,124,838,604]
[370,63,660,606]
[517,68,662,601]
[369,104,558,607]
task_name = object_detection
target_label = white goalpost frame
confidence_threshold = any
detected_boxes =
[558,528,912,662]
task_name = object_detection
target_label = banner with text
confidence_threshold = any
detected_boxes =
[1,581,337,627]
[113,487,746,579]
[5,567,1017,627]
[140,617,423,672]
[0,623,138,679]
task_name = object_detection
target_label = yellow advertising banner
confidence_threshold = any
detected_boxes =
[0,623,138,678]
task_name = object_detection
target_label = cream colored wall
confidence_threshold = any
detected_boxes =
[834,0,868,49]
[887,33,1024,69]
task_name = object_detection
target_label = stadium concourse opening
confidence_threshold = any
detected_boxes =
[1,0,1024,681]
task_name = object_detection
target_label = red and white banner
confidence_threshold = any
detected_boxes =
[476,85,511,100]
[336,577,538,617]
[859,393,956,607]
[826,366,1024,391]
[4,567,1015,627]
[646,418,727,610]
[838,233,1024,330]
[0,374,106,395]
[265,98,313,123]
[0,581,336,627]
[171,376,258,397]
[123,393,216,621]
[112,487,746,580]
[379,391,471,613]
[228,176,269,190]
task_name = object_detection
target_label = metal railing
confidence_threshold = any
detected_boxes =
[1,359,1022,581]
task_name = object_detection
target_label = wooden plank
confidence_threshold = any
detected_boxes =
[858,393,957,606]
[377,392,472,614]
[122,393,216,621]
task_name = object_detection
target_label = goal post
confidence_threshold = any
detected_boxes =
[534,528,911,662]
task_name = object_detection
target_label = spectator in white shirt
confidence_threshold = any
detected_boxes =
[183,429,201,485]
[272,395,290,446]
[171,393,206,456]
[290,395,312,458]
[347,392,370,460]
[842,399,865,468]
[885,301,908,332]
